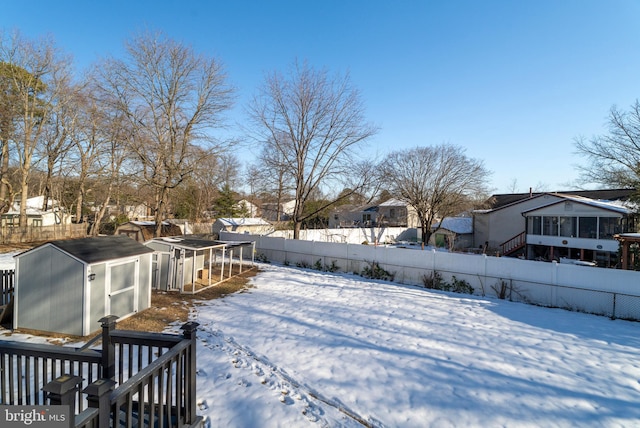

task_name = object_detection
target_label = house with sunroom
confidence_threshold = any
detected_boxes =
[473,190,637,267]
[522,195,635,267]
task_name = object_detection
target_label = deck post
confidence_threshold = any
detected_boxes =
[83,378,116,428]
[43,374,82,409]
[181,321,200,423]
[99,315,118,380]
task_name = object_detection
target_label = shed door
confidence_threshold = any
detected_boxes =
[106,259,138,318]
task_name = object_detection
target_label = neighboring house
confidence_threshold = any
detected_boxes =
[13,235,153,336]
[212,217,273,235]
[1,196,71,227]
[474,190,637,266]
[166,219,193,235]
[124,204,152,220]
[522,195,634,266]
[473,193,567,253]
[377,199,419,228]
[261,200,295,222]
[235,199,260,217]
[115,221,183,242]
[429,217,473,250]
[329,199,419,229]
[329,203,375,228]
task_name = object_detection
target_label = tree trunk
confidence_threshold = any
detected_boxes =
[154,186,169,237]
[293,219,301,240]
[19,181,28,227]
[0,141,9,212]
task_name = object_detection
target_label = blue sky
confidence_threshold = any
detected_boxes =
[2,0,640,194]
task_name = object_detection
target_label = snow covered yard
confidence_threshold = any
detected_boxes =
[1,249,639,427]
[191,264,640,428]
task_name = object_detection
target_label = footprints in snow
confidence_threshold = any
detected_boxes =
[197,327,326,424]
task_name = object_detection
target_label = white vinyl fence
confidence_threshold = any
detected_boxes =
[222,232,640,321]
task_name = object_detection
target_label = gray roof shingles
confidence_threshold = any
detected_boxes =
[47,235,153,264]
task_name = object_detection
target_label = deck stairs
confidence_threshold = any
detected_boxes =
[500,231,526,256]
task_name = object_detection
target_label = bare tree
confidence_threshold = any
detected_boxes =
[97,31,234,236]
[247,60,377,238]
[575,100,640,193]
[38,80,78,212]
[0,31,72,226]
[379,144,492,245]
[247,141,296,222]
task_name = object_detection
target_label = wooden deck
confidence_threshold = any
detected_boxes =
[0,316,202,427]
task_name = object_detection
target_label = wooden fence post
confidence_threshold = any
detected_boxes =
[99,315,118,380]
[181,321,200,423]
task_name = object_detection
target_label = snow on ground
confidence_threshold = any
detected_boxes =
[2,251,640,427]
[191,264,640,428]
[0,251,19,270]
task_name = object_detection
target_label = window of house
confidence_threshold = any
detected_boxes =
[390,208,396,218]
[542,216,558,236]
[528,216,542,235]
[559,217,577,237]
[599,217,620,240]
[32,219,43,227]
[578,217,597,238]
[363,213,371,224]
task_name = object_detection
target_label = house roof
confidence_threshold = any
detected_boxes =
[432,217,473,234]
[18,235,153,264]
[3,196,61,216]
[521,194,632,216]
[378,198,408,207]
[216,218,271,226]
[486,189,635,210]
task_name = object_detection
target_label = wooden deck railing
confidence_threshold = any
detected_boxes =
[500,231,527,256]
[0,316,201,427]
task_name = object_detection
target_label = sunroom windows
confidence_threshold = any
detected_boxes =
[527,216,623,240]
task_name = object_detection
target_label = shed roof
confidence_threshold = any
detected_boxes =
[149,236,254,250]
[432,217,473,234]
[19,235,153,264]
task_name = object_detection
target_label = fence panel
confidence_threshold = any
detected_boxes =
[224,232,640,321]
[0,224,86,244]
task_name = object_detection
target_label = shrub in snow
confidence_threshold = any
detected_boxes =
[361,261,394,281]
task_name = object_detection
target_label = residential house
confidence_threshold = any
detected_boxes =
[1,196,70,227]
[212,217,273,235]
[261,200,295,222]
[329,199,419,229]
[235,199,260,217]
[474,189,637,266]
